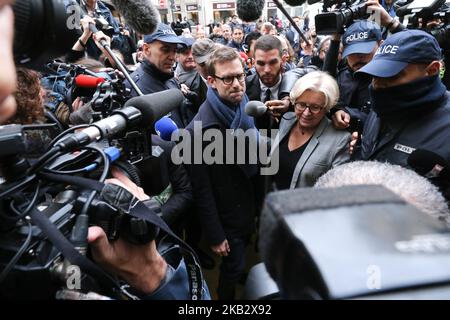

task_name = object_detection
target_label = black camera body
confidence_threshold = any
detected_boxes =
[315,0,369,35]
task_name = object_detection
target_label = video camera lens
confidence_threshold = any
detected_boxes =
[13,0,79,71]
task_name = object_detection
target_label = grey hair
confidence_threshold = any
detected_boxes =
[314,161,450,224]
[289,71,339,112]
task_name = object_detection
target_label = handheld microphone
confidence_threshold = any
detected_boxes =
[124,89,185,125]
[110,0,160,35]
[407,149,450,179]
[245,100,268,117]
[74,75,105,88]
[236,0,265,22]
[155,117,179,141]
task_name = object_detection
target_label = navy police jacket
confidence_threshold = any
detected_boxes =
[359,92,450,172]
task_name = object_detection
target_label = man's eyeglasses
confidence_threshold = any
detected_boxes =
[213,73,246,85]
[294,101,324,114]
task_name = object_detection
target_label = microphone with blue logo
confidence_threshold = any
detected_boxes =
[154,116,179,141]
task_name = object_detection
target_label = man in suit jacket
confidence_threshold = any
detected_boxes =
[185,47,262,300]
[245,35,291,133]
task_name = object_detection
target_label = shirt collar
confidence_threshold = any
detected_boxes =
[259,76,282,93]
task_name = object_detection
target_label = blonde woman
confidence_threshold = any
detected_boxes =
[271,71,351,189]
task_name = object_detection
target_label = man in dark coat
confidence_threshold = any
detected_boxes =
[354,30,450,198]
[183,47,262,299]
[124,24,196,128]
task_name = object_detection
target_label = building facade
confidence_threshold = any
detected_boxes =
[153,0,320,29]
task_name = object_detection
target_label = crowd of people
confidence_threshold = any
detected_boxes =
[1,0,450,300]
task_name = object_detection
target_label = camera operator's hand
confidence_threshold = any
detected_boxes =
[211,239,230,257]
[88,167,166,295]
[106,167,150,201]
[81,16,96,38]
[93,31,111,48]
[332,110,351,129]
[88,226,167,295]
[72,16,97,52]
[366,0,397,29]
[72,97,84,112]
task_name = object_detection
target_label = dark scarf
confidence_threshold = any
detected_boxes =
[142,60,174,82]
[370,75,447,120]
[206,87,258,177]
[207,86,255,131]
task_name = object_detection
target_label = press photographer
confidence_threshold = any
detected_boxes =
[67,0,136,64]
[0,0,210,300]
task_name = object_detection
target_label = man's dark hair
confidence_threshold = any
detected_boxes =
[244,31,262,48]
[233,25,244,33]
[207,46,242,77]
[253,35,282,57]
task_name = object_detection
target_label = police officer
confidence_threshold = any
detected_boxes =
[354,30,450,194]
[125,24,198,128]
[330,20,382,133]
[327,0,406,132]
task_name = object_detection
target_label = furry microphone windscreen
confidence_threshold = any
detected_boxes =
[110,0,160,35]
[236,0,265,22]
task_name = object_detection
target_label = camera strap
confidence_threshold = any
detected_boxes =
[38,172,204,300]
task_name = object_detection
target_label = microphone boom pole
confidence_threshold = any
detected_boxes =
[89,24,144,96]
[272,0,310,44]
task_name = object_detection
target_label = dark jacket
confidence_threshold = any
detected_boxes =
[181,72,208,112]
[333,67,372,132]
[137,135,193,227]
[228,40,244,52]
[185,99,260,245]
[359,92,450,172]
[125,60,196,128]
[245,72,283,131]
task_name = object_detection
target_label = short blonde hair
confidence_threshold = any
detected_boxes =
[290,71,339,112]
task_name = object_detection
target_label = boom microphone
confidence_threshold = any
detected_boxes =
[56,89,183,151]
[74,75,105,88]
[236,0,265,22]
[110,0,160,35]
[245,100,268,117]
[124,89,185,126]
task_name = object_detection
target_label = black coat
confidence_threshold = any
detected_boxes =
[185,99,261,245]
[136,135,193,227]
[125,60,198,128]
[359,92,450,195]
[335,67,372,131]
[182,72,208,112]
